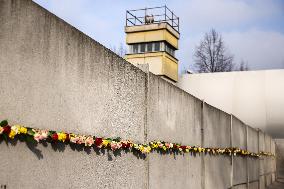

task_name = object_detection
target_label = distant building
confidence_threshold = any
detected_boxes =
[177,70,284,138]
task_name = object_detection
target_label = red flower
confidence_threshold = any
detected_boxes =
[95,138,103,147]
[125,142,130,148]
[3,126,11,134]
[65,134,70,142]
[181,146,187,150]
[122,142,130,149]
[52,133,58,141]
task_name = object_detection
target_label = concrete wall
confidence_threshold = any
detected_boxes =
[232,117,247,188]
[147,74,203,189]
[0,0,277,188]
[275,140,284,180]
[0,0,147,188]
[203,103,232,189]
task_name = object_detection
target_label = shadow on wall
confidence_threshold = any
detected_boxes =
[0,136,206,161]
[0,137,149,160]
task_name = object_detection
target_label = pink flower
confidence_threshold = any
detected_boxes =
[85,136,94,146]
[111,141,122,151]
[77,135,86,144]
[34,133,41,142]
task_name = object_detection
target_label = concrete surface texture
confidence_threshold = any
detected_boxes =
[0,0,277,188]
[275,140,284,180]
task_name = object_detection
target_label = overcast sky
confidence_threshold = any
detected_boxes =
[34,0,284,72]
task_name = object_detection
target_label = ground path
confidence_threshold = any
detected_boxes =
[266,179,284,189]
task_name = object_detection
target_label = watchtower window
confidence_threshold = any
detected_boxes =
[133,44,139,53]
[154,42,160,51]
[140,43,146,53]
[165,43,175,57]
[147,43,153,52]
[128,42,175,57]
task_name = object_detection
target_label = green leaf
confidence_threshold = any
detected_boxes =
[27,128,35,136]
[2,133,8,141]
[0,120,8,127]
[26,135,36,144]
[113,137,121,142]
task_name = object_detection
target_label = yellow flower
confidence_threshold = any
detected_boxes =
[58,132,67,142]
[19,126,27,134]
[162,146,167,151]
[0,127,4,134]
[144,146,151,153]
[198,147,202,153]
[9,130,16,139]
[138,145,144,152]
[11,125,20,134]
[102,139,110,147]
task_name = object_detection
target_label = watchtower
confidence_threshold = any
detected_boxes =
[125,6,180,82]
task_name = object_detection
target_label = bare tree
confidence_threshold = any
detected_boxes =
[238,60,249,71]
[194,29,234,73]
[110,43,127,57]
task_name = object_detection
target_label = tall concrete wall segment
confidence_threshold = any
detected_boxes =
[232,117,247,188]
[0,0,148,188]
[0,0,277,188]
[275,140,284,180]
[203,103,231,189]
[147,73,203,189]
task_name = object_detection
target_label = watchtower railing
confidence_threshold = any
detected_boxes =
[126,6,179,32]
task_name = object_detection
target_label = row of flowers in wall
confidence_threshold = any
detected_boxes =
[0,120,274,157]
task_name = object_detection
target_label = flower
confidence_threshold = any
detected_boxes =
[95,138,103,147]
[9,130,16,139]
[33,129,49,142]
[70,134,79,143]
[140,145,151,153]
[19,126,27,134]
[0,127,3,134]
[102,139,110,147]
[110,141,122,151]
[85,136,94,147]
[3,126,11,134]
[121,140,131,149]
[77,135,86,144]
[58,132,67,142]
[51,133,58,141]
[11,125,20,135]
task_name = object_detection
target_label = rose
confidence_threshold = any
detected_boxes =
[121,141,131,149]
[65,134,70,142]
[77,135,86,144]
[181,146,186,151]
[58,132,67,142]
[3,126,11,134]
[9,130,16,139]
[69,134,78,143]
[85,136,94,147]
[111,141,118,151]
[52,133,58,141]
[95,138,103,147]
[19,126,27,134]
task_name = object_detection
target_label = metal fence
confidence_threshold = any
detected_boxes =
[126,6,179,32]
